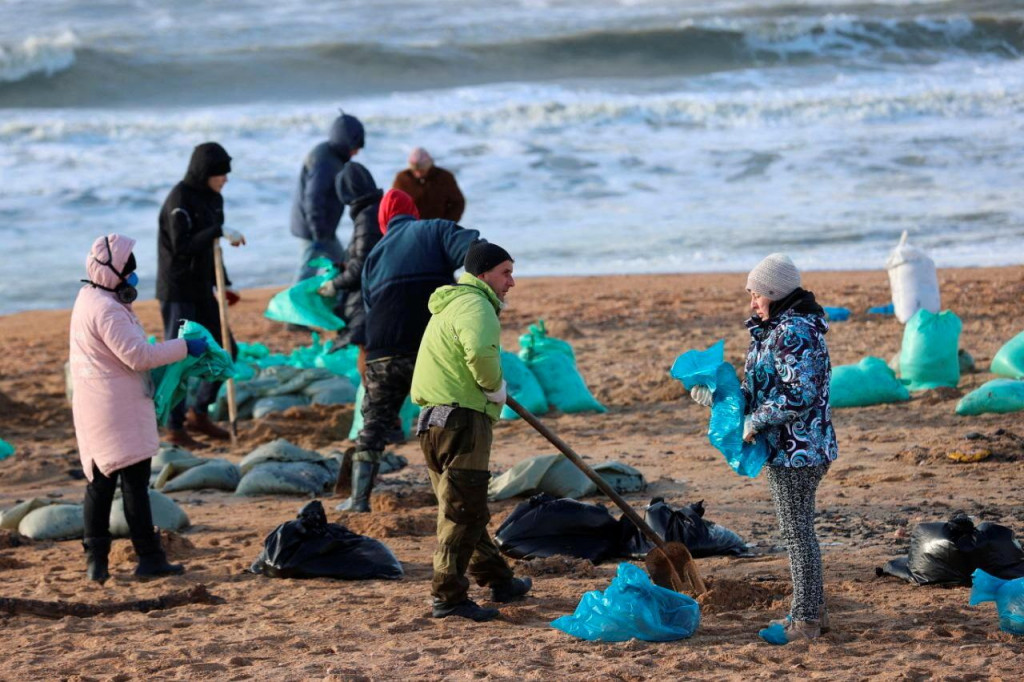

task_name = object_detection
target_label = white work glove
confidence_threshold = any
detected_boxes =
[222,228,246,246]
[742,415,757,443]
[318,279,338,298]
[690,385,713,407]
[483,380,507,405]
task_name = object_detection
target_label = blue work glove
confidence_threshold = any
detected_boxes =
[185,338,208,358]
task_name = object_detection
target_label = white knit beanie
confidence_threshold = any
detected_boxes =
[746,253,801,301]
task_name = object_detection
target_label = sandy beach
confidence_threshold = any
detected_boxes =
[0,266,1022,681]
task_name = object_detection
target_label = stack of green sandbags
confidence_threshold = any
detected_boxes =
[519,320,605,414]
[152,320,236,424]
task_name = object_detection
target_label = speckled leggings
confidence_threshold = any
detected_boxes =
[767,463,829,622]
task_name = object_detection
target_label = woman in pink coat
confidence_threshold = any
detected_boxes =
[70,233,206,583]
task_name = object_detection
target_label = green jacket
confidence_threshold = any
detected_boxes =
[412,272,504,421]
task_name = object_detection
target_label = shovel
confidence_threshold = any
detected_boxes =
[506,396,707,596]
[213,239,238,445]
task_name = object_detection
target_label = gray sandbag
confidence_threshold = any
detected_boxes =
[266,367,334,397]
[159,458,241,493]
[593,461,646,494]
[235,460,340,497]
[1,497,50,530]
[488,454,645,501]
[151,445,204,485]
[19,504,85,540]
[305,376,358,405]
[109,489,190,537]
[258,364,302,383]
[252,395,309,418]
[239,439,326,475]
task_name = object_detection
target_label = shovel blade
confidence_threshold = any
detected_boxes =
[645,542,707,596]
[334,448,354,497]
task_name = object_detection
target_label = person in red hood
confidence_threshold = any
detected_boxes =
[337,189,479,513]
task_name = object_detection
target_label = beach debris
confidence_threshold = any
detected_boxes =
[0,584,223,620]
[551,563,700,642]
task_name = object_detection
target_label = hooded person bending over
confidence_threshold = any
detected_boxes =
[157,141,244,449]
[72,234,204,583]
[411,241,532,622]
[290,113,365,283]
[316,161,383,353]
[337,188,478,513]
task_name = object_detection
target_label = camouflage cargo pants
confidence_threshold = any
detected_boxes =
[355,355,416,462]
[420,408,513,604]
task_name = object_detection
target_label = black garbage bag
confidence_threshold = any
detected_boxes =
[625,498,749,558]
[250,500,403,580]
[880,512,1024,586]
[495,494,632,563]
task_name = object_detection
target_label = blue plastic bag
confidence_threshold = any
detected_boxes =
[867,302,895,315]
[671,341,770,478]
[822,306,850,322]
[551,563,700,642]
[969,568,1024,635]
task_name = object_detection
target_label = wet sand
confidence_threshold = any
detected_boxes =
[0,267,1022,680]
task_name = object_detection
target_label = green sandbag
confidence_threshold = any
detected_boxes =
[991,331,1024,379]
[159,458,241,493]
[0,497,49,530]
[235,460,340,497]
[0,438,13,461]
[19,504,84,540]
[955,379,1024,416]
[152,320,236,425]
[347,383,421,441]
[237,341,271,361]
[499,351,548,420]
[519,320,605,414]
[110,489,189,537]
[899,309,962,391]
[264,257,345,330]
[829,357,911,408]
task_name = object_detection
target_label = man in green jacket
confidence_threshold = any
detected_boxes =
[411,241,532,622]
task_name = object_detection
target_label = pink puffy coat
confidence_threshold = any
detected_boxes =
[69,234,187,480]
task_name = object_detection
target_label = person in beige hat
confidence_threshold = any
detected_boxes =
[691,252,839,644]
[391,147,465,222]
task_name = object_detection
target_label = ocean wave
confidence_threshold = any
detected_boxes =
[0,30,77,83]
[0,16,1021,107]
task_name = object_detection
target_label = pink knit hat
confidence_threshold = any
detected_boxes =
[408,147,433,170]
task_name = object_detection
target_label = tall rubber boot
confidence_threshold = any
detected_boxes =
[83,537,111,584]
[336,461,379,513]
[132,532,185,578]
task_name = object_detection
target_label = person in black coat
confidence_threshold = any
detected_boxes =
[317,161,382,352]
[289,113,364,283]
[156,141,245,449]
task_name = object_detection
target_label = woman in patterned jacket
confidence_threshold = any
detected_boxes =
[694,252,838,643]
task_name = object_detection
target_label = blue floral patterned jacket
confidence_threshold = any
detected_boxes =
[742,305,839,468]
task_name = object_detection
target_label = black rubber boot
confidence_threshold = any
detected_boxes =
[490,577,532,603]
[83,537,111,584]
[132,533,185,578]
[431,598,500,622]
[336,460,378,513]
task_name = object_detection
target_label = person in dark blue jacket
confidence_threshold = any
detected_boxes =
[289,112,364,283]
[336,188,479,513]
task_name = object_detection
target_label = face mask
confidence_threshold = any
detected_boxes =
[81,238,138,304]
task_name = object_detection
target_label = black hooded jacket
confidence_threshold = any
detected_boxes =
[331,162,382,346]
[157,142,231,303]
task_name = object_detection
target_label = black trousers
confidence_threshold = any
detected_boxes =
[160,298,238,429]
[83,460,153,541]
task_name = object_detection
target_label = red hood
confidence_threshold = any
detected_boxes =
[377,188,420,234]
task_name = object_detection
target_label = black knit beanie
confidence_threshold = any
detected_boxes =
[465,241,513,275]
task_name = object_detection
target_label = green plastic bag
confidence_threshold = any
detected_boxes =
[264,258,345,330]
[519,320,605,414]
[499,351,548,420]
[0,438,13,461]
[237,341,271,361]
[830,357,911,408]
[899,309,962,391]
[152,320,236,425]
[991,331,1024,380]
[347,383,421,441]
[955,379,1024,416]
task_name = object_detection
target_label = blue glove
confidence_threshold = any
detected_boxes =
[185,338,208,358]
